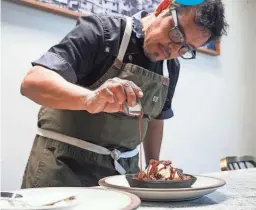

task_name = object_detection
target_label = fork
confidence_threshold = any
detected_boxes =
[1,195,76,207]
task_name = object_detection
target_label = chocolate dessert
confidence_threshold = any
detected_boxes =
[136,159,190,181]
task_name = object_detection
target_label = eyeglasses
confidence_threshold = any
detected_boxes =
[168,9,196,59]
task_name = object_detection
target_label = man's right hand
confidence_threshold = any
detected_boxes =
[85,77,143,114]
[20,67,143,112]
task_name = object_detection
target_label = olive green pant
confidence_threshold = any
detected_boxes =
[21,135,140,188]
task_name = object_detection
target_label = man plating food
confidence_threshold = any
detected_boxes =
[20,0,228,188]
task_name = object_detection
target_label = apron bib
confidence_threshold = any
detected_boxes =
[21,17,170,188]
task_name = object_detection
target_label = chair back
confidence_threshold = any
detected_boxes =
[220,155,256,171]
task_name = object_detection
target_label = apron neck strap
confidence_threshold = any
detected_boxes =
[117,17,133,62]
[163,60,170,79]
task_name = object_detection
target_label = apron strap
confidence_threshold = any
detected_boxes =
[117,17,133,62]
[163,60,170,78]
[36,128,138,175]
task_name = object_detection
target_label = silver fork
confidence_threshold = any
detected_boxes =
[1,195,76,207]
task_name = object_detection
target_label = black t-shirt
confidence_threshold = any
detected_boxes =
[32,13,180,120]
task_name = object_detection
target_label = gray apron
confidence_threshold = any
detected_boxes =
[21,17,170,188]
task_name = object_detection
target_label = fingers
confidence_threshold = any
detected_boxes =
[123,83,136,107]
[123,81,143,107]
[112,78,143,107]
[98,87,114,103]
[108,83,126,105]
[129,81,143,98]
[100,77,143,107]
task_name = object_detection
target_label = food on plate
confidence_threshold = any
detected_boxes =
[136,159,191,181]
[125,159,197,188]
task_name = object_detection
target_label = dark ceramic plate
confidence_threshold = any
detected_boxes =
[125,174,197,189]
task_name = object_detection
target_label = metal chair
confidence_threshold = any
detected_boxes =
[220,155,256,171]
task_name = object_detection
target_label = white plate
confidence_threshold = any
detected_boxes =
[99,175,226,201]
[1,187,141,210]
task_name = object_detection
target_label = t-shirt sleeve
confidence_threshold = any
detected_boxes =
[31,14,104,84]
[155,59,180,120]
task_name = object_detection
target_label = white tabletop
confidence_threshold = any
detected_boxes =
[138,168,256,210]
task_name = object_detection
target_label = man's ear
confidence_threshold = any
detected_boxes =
[154,0,173,16]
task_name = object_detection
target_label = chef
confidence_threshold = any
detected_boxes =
[20,0,228,188]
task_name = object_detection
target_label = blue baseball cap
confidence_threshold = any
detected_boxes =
[175,0,205,6]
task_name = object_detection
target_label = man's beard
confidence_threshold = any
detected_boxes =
[143,44,159,62]
[142,24,159,62]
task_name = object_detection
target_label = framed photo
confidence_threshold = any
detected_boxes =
[196,40,221,56]
[8,0,161,19]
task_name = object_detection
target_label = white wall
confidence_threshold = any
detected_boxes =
[160,0,256,173]
[241,0,256,157]
[1,0,256,190]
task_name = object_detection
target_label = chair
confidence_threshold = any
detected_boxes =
[220,155,256,171]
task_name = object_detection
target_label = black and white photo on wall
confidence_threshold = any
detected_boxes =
[64,0,161,16]
[10,0,162,18]
[10,0,221,56]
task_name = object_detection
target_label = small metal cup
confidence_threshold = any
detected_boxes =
[123,99,142,116]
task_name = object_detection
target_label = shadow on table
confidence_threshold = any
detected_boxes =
[141,192,227,208]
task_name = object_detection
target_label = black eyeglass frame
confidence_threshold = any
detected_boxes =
[168,8,196,60]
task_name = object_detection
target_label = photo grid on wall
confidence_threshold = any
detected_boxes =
[23,0,220,56]
[37,0,161,17]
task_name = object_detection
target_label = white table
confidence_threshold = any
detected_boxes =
[138,169,256,210]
